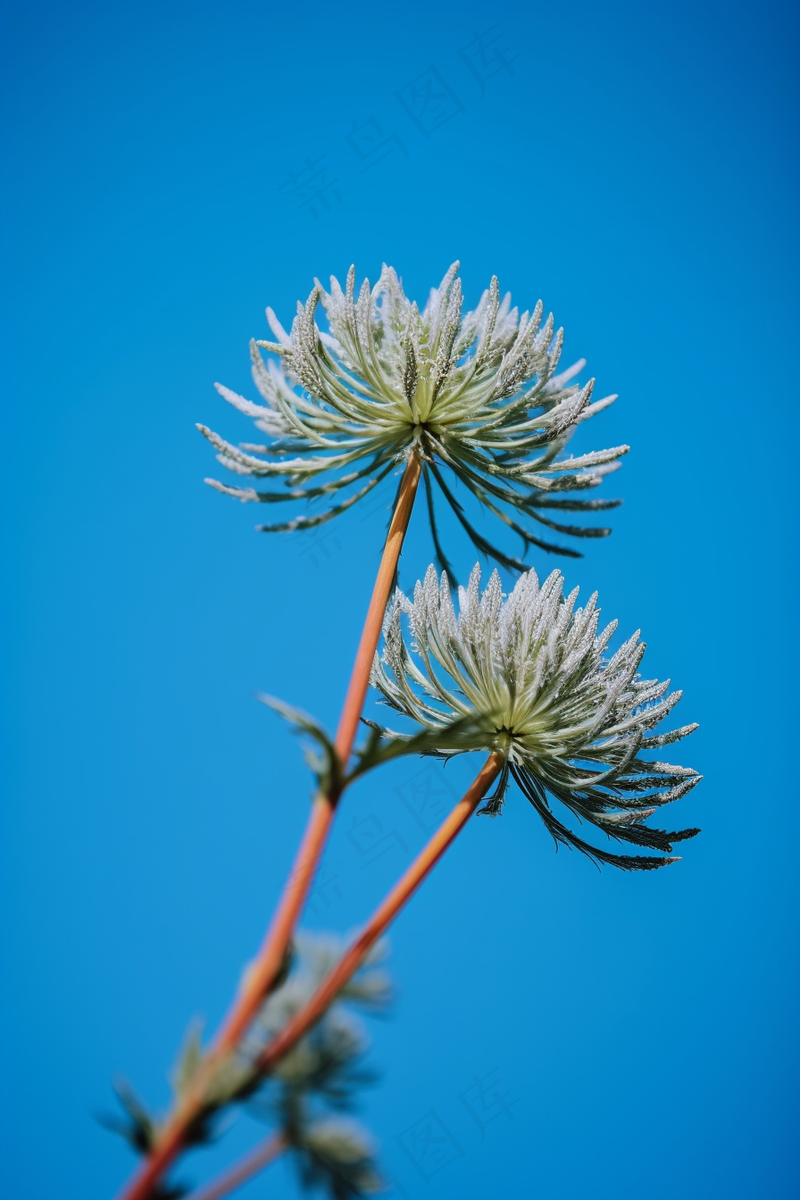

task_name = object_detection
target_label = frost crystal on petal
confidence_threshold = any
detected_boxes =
[372,565,700,870]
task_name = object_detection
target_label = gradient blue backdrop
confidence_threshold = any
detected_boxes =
[1,3,797,1198]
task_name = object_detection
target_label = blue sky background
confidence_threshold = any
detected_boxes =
[1,2,798,1198]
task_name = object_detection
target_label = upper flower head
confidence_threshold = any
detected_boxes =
[199,264,628,576]
[371,564,701,870]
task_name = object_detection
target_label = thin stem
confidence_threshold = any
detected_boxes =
[333,451,421,764]
[257,752,503,1074]
[115,452,422,1200]
[185,1131,288,1200]
[178,753,503,1200]
[216,449,421,1053]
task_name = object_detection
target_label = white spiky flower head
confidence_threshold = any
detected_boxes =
[199,263,628,575]
[371,565,700,870]
[299,1118,383,1197]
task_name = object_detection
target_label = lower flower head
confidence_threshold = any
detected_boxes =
[371,565,701,870]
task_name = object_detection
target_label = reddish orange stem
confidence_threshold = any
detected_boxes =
[116,453,421,1200]
[257,752,503,1074]
[215,450,421,1054]
[185,1131,287,1200]
[176,752,502,1200]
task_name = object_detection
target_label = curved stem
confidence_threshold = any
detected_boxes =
[185,1131,287,1200]
[216,449,421,1054]
[115,453,422,1200]
[178,752,503,1200]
